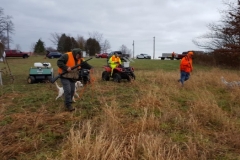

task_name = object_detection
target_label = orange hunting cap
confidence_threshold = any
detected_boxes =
[188,51,193,55]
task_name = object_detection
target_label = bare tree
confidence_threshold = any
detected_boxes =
[192,23,228,51]
[15,44,21,50]
[119,44,132,56]
[50,32,62,46]
[30,43,35,53]
[193,0,240,52]
[101,39,111,53]
[0,8,14,49]
[193,0,240,67]
[76,35,86,50]
[88,31,112,52]
[88,31,103,43]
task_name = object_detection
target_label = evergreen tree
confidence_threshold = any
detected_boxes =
[57,34,79,53]
[71,37,79,49]
[85,38,101,56]
[64,36,72,52]
[57,34,67,52]
[34,39,45,54]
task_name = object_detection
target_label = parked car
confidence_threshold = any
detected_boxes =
[95,53,109,58]
[47,52,62,58]
[5,49,29,58]
[136,53,151,59]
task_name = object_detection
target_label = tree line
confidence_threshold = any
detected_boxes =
[193,0,240,68]
[34,32,131,57]
[34,33,103,56]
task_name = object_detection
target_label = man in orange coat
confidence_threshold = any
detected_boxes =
[178,51,193,86]
[57,48,83,111]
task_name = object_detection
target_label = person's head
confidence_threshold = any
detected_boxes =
[114,52,119,57]
[72,48,82,60]
[187,51,193,58]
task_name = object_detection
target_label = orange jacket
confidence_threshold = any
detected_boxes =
[180,55,193,73]
[58,52,81,74]
[108,55,121,64]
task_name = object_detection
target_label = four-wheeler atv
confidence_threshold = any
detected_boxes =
[102,62,135,83]
[78,68,91,84]
[27,62,53,84]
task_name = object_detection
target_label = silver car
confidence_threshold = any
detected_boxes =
[136,53,151,59]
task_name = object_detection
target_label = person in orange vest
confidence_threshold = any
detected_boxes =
[108,52,122,76]
[57,48,84,111]
[178,51,193,87]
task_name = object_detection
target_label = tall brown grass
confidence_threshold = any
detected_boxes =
[54,68,240,160]
[1,57,240,159]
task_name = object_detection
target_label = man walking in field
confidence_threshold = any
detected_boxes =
[57,48,83,111]
[178,51,193,87]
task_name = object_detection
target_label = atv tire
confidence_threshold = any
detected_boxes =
[102,71,110,81]
[113,73,121,83]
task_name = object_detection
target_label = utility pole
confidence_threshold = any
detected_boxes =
[153,37,155,59]
[132,40,134,59]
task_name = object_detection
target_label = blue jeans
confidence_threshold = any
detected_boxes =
[60,78,76,107]
[179,71,190,86]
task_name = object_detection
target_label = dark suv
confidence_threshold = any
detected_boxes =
[47,52,62,58]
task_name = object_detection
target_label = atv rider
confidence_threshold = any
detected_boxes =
[108,52,122,76]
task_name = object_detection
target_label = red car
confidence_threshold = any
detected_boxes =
[95,53,108,58]
[5,49,30,58]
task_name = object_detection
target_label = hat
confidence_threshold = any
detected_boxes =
[188,51,193,55]
[72,48,82,57]
[72,48,82,54]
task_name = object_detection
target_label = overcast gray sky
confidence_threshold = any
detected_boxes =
[2,0,227,58]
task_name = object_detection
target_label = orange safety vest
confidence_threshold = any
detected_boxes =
[110,55,121,63]
[58,52,81,74]
[180,55,193,73]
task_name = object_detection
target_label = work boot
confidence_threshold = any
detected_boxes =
[66,105,75,112]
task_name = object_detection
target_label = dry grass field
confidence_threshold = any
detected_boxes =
[0,56,240,160]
